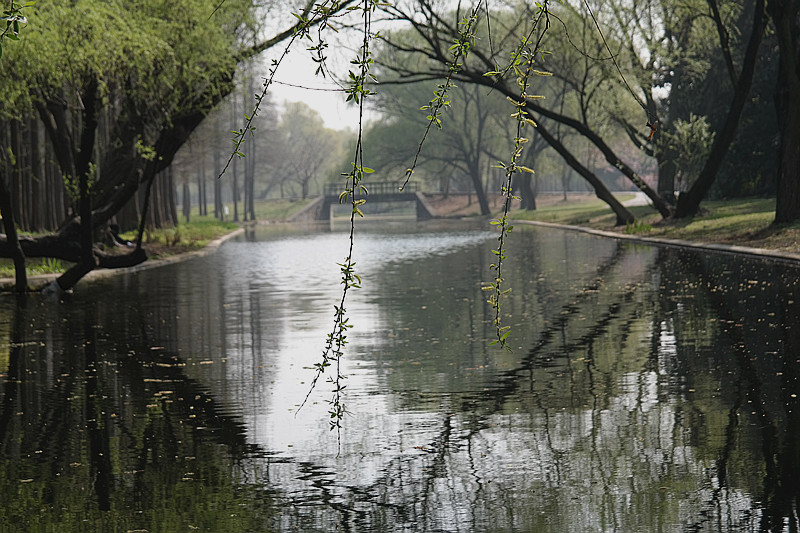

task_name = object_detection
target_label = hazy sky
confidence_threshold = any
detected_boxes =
[261,33,370,131]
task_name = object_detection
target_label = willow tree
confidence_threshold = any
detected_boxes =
[0,0,354,291]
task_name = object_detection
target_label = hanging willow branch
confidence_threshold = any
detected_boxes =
[297,0,378,441]
[400,2,483,190]
[483,1,551,349]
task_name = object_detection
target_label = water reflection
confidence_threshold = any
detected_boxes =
[0,221,798,531]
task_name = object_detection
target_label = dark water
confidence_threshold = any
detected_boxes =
[1,220,799,532]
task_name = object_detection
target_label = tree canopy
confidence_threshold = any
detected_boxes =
[0,0,352,291]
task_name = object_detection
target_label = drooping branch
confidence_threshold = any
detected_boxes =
[377,4,672,219]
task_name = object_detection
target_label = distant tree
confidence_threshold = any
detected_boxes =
[271,102,345,199]
[369,74,515,215]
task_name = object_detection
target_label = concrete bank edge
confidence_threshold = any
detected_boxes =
[1,228,245,291]
[512,219,800,263]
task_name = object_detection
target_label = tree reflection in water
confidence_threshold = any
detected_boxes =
[0,223,798,532]
[0,295,274,531]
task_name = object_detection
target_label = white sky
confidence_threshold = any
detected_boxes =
[251,5,392,131]
[254,25,372,131]
[267,50,363,130]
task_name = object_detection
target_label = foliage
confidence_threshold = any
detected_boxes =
[664,113,715,192]
[0,0,32,58]
[1,0,248,116]
[271,102,348,198]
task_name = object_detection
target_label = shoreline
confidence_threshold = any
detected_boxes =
[6,196,799,292]
[512,219,800,264]
[0,228,245,292]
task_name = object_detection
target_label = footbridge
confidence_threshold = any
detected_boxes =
[291,182,436,222]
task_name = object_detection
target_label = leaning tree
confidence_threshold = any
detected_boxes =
[0,0,356,292]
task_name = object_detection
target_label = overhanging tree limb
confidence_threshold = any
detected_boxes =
[377,3,672,219]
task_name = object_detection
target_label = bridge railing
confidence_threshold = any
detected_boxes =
[324,181,419,197]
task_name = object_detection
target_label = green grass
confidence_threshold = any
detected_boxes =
[123,216,239,250]
[0,257,71,279]
[624,198,777,241]
[0,218,242,279]
[510,195,795,252]
[508,194,637,225]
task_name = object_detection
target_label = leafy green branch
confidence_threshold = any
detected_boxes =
[297,0,378,439]
[484,2,551,350]
[401,2,482,190]
[0,1,33,59]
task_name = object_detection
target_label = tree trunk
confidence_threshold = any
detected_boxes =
[9,121,22,230]
[230,96,240,222]
[675,0,767,218]
[468,165,490,216]
[0,171,28,292]
[53,79,100,292]
[199,156,207,216]
[657,145,677,205]
[518,174,536,210]
[213,149,223,220]
[136,175,157,250]
[167,166,178,226]
[773,86,800,223]
[29,117,43,232]
[770,0,800,224]
[246,124,256,221]
[183,181,191,223]
[537,121,635,225]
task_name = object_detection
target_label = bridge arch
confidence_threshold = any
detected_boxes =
[316,182,435,221]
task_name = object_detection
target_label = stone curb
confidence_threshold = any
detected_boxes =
[512,219,800,264]
[0,228,245,291]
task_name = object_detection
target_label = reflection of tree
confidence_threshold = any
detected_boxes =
[0,298,270,529]
[669,250,799,531]
[660,247,800,531]
[5,228,800,531]
[0,296,25,460]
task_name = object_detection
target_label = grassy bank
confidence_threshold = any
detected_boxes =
[0,217,241,279]
[510,195,799,254]
[3,194,791,279]
[123,217,240,258]
[0,199,316,279]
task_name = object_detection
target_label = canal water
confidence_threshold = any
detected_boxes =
[0,220,798,532]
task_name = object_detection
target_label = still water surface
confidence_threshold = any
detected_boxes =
[0,220,799,532]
